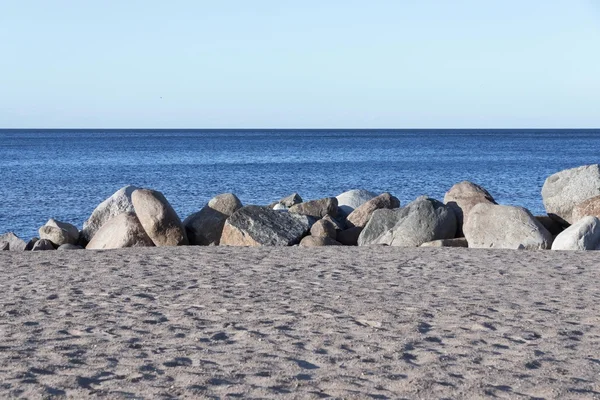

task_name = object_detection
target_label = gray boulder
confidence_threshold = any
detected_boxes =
[132,189,188,246]
[346,193,400,229]
[464,203,553,250]
[184,193,243,246]
[38,218,80,246]
[0,232,27,252]
[86,213,155,250]
[82,185,139,242]
[542,164,600,224]
[443,181,496,236]
[358,196,456,247]
[32,239,55,251]
[336,227,363,246]
[58,244,84,251]
[310,219,337,239]
[420,238,469,248]
[220,206,312,246]
[551,216,600,251]
[335,189,377,219]
[299,236,342,247]
[288,197,338,219]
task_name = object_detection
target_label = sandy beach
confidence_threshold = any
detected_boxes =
[1,247,599,399]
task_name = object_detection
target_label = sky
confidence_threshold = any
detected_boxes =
[1,0,599,128]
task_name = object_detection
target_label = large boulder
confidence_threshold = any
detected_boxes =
[184,193,242,245]
[32,239,55,251]
[443,181,496,236]
[220,206,312,246]
[542,164,600,225]
[82,185,138,242]
[358,196,456,247]
[131,189,188,246]
[346,193,400,229]
[299,236,342,247]
[572,195,600,223]
[0,232,27,252]
[86,213,155,250]
[310,219,337,239]
[38,219,80,246]
[336,189,377,219]
[464,203,553,250]
[551,216,600,251]
[288,197,338,219]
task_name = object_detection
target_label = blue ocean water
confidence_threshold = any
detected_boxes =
[1,129,599,241]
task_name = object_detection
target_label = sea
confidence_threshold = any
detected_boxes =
[1,129,599,241]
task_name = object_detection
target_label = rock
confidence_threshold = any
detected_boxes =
[58,244,84,251]
[443,181,496,236]
[220,206,312,246]
[82,185,139,242]
[572,195,600,222]
[336,189,378,219]
[336,227,363,246]
[420,238,469,248]
[32,239,55,251]
[25,237,38,251]
[0,232,27,252]
[277,193,303,208]
[273,203,287,211]
[542,164,600,224]
[310,219,337,239]
[0,242,8,251]
[464,203,553,250]
[131,189,188,246]
[358,196,456,247]
[322,214,345,231]
[346,193,400,229]
[184,193,243,246]
[535,216,566,236]
[38,218,80,246]
[299,236,342,247]
[551,216,600,251]
[288,197,338,219]
[86,213,155,250]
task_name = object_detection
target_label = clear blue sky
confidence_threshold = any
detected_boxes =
[1,0,599,128]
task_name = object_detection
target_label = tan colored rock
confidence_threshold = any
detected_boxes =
[184,193,242,245]
[420,238,468,248]
[444,181,496,236]
[288,197,338,219]
[310,219,337,239]
[132,189,188,246]
[464,203,553,250]
[86,213,155,250]
[38,218,80,246]
[299,236,342,247]
[572,195,600,223]
[346,193,400,228]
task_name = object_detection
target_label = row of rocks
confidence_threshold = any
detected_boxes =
[2,164,600,252]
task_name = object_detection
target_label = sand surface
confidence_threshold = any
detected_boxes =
[1,247,599,399]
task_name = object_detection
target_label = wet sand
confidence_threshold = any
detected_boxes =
[1,247,599,399]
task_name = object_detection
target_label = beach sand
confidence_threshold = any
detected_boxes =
[1,247,599,399]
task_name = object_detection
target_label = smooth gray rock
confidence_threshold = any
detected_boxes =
[542,164,600,225]
[220,206,312,246]
[82,185,139,242]
[38,218,80,246]
[272,203,287,211]
[86,213,155,250]
[58,243,84,251]
[132,188,188,246]
[299,236,342,247]
[444,181,496,236]
[346,193,400,229]
[0,232,27,252]
[358,196,456,247]
[335,189,378,219]
[310,219,337,239]
[551,216,600,251]
[184,193,243,246]
[464,203,553,250]
[288,197,338,219]
[32,239,55,251]
[420,238,469,248]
